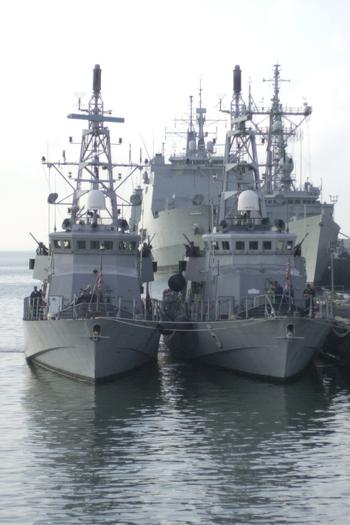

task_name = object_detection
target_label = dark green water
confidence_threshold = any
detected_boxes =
[1,252,350,524]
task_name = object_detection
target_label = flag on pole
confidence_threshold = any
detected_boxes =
[97,271,103,290]
[97,255,103,290]
[284,256,292,292]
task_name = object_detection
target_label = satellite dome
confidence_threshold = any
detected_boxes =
[86,190,106,210]
[237,190,259,212]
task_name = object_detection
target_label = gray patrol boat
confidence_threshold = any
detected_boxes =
[161,67,332,380]
[23,65,160,382]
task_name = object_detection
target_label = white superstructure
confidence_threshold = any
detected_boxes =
[133,90,223,275]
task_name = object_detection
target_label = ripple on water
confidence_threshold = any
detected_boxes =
[2,305,350,523]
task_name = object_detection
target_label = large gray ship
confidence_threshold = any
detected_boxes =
[133,65,339,285]
[132,90,223,275]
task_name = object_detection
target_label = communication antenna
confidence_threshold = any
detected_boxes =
[44,64,125,228]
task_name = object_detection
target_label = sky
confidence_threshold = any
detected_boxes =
[1,0,350,250]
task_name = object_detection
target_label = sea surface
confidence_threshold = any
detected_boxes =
[1,251,350,524]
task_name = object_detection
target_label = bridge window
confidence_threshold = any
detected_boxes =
[77,240,86,250]
[276,240,285,251]
[53,239,72,250]
[235,241,245,250]
[263,241,272,250]
[249,241,258,250]
[102,241,113,250]
[119,241,128,250]
[90,240,100,250]
[222,241,230,250]
[212,241,219,250]
[287,240,294,250]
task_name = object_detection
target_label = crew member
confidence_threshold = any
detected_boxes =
[304,283,315,316]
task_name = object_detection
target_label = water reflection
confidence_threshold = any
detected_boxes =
[19,347,350,524]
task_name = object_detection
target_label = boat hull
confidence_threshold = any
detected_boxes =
[24,317,160,382]
[164,317,331,380]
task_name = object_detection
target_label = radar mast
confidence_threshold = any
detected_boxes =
[220,65,265,224]
[67,64,124,226]
[251,65,312,193]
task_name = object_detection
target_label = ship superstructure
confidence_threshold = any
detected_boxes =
[132,89,224,274]
[135,64,339,285]
[249,65,340,283]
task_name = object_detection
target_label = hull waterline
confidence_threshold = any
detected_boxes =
[165,317,331,380]
[24,317,160,382]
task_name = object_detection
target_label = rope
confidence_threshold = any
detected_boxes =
[104,315,292,333]
[332,327,350,338]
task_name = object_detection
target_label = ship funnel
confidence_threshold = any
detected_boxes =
[93,64,101,95]
[233,65,241,95]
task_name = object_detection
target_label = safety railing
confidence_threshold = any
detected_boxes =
[23,294,336,323]
[23,296,164,322]
[160,293,336,323]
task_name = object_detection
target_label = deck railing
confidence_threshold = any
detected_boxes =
[23,293,335,323]
[160,293,335,322]
[23,296,163,322]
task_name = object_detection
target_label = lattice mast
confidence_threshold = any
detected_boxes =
[250,65,312,193]
[220,65,264,223]
[68,64,124,227]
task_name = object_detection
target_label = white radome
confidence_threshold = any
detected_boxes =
[237,190,259,212]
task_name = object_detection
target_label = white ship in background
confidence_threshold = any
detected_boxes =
[130,90,223,274]
[132,65,339,285]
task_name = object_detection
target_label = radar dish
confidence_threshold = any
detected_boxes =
[47,193,58,204]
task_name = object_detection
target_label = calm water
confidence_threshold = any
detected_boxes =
[1,252,350,524]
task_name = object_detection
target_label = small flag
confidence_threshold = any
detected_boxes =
[97,271,103,290]
[285,256,291,291]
